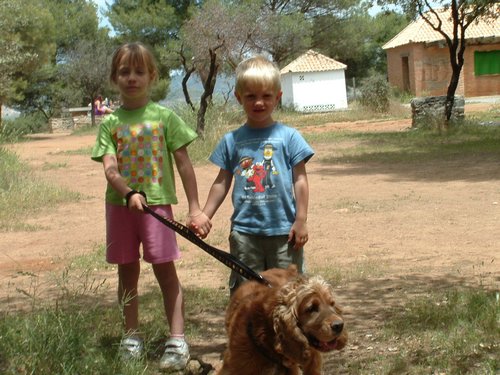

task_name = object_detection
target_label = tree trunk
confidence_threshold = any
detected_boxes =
[445,69,459,123]
[445,41,466,123]
[178,46,196,111]
[197,96,208,137]
[182,68,196,111]
[196,49,219,136]
[90,101,96,127]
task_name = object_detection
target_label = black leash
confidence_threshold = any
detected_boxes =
[142,204,271,287]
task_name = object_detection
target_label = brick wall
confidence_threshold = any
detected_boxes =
[462,43,500,97]
[386,42,499,97]
[386,47,406,92]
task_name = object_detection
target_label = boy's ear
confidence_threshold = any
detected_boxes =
[234,91,242,104]
[276,90,283,100]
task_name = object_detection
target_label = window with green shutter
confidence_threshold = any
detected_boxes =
[474,50,500,76]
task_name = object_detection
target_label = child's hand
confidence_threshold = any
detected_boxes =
[127,191,147,212]
[288,220,308,250]
[187,212,212,239]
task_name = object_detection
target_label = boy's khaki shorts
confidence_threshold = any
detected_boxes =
[228,230,304,294]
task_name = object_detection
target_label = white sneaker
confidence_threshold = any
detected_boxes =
[159,337,190,371]
[119,336,144,360]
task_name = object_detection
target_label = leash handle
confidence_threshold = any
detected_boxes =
[142,204,271,287]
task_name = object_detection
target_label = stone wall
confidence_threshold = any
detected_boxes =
[49,109,102,133]
[410,95,464,127]
[49,112,74,133]
[73,113,102,128]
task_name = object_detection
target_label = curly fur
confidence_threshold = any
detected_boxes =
[218,265,348,375]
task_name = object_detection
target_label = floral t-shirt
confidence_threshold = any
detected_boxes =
[91,101,197,206]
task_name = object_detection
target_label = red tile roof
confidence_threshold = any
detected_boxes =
[280,50,347,73]
[383,6,500,49]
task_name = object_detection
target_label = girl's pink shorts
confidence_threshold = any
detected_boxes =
[105,203,180,265]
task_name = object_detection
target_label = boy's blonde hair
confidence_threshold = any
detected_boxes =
[110,42,158,83]
[235,56,281,94]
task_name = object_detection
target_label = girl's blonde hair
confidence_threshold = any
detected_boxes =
[110,42,158,83]
[235,56,281,94]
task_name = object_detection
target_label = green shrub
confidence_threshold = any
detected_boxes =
[0,146,81,231]
[173,103,243,164]
[359,74,390,113]
[390,86,414,104]
[0,113,49,142]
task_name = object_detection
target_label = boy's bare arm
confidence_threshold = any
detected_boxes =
[203,168,233,219]
[290,161,309,249]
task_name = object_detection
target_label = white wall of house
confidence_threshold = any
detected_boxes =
[281,74,294,107]
[281,70,348,112]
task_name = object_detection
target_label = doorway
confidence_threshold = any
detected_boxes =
[402,56,410,92]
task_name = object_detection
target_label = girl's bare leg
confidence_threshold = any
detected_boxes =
[118,261,141,333]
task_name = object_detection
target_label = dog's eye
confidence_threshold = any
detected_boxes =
[305,303,319,313]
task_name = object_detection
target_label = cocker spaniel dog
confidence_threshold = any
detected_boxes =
[218,265,347,375]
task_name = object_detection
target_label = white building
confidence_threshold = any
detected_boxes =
[280,50,348,112]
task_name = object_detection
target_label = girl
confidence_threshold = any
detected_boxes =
[94,95,113,115]
[91,42,211,370]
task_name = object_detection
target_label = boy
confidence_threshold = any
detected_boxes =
[202,56,314,293]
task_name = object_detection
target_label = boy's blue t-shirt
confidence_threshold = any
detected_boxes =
[209,122,314,236]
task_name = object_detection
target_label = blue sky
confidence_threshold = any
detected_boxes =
[92,0,113,29]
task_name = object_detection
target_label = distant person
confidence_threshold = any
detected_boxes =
[91,42,211,370]
[94,95,113,115]
[200,56,314,294]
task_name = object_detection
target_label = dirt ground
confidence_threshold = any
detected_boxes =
[1,101,498,372]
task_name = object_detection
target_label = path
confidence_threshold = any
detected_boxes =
[1,108,499,372]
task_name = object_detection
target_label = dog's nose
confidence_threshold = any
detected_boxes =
[331,320,344,334]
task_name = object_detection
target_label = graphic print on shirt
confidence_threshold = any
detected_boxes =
[262,143,278,189]
[114,122,164,185]
[236,142,279,194]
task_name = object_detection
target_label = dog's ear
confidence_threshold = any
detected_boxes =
[272,278,312,365]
